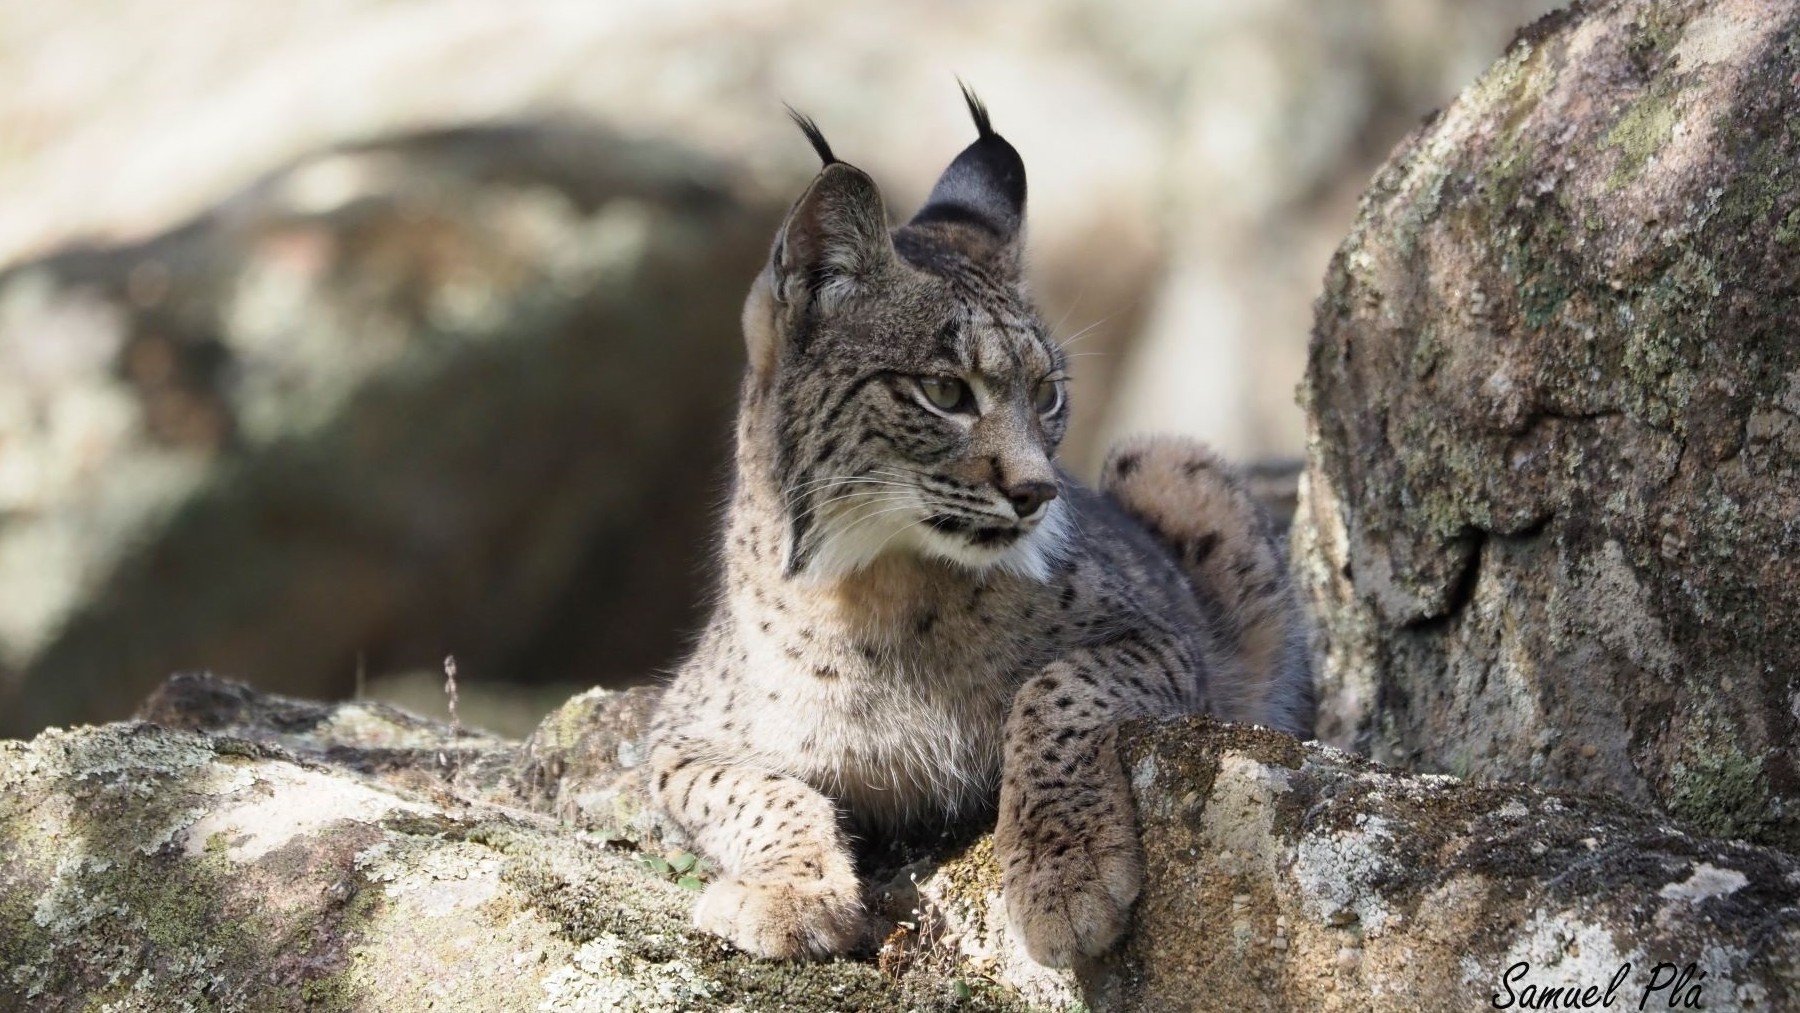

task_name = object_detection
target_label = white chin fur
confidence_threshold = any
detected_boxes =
[800,490,927,581]
[806,494,1073,583]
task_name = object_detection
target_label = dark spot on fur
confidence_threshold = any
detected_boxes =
[1188,532,1220,565]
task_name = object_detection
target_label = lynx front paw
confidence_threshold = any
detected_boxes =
[693,873,866,960]
[1001,816,1143,968]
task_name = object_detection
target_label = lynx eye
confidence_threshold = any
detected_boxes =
[917,376,974,413]
[1033,378,1063,415]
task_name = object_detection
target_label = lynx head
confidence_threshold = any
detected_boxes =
[741,86,1071,582]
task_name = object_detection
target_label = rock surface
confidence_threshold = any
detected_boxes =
[4,674,1797,1011]
[0,124,775,737]
[4,676,1021,1012]
[1298,0,1800,847]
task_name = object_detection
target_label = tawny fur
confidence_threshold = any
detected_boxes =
[644,95,1312,967]
[1099,436,1315,735]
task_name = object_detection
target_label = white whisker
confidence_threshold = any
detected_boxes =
[1053,314,1113,352]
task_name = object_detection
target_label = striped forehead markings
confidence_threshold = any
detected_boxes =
[932,321,970,370]
[921,267,1054,380]
[955,322,1054,387]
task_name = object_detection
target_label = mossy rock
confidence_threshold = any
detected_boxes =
[8,677,1800,1010]
[1298,0,1800,849]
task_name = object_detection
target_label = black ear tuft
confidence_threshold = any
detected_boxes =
[908,84,1026,246]
[785,106,838,166]
[958,78,994,139]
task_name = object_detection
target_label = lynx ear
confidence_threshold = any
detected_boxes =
[907,84,1026,258]
[745,112,896,380]
[767,112,895,311]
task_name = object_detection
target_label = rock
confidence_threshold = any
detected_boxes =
[5,674,1796,1010]
[1096,720,1799,1010]
[2,683,1025,1011]
[0,123,778,738]
[1298,0,1800,847]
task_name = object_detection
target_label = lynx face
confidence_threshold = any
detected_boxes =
[743,97,1073,581]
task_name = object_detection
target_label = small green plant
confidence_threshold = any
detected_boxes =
[637,849,712,890]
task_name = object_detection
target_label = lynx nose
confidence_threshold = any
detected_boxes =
[1003,480,1058,519]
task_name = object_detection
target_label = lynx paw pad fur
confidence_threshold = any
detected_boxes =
[693,874,866,960]
[1004,824,1142,968]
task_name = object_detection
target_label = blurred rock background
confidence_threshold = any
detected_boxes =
[0,0,1563,738]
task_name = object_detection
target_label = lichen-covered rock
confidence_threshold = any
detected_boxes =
[1,677,1033,1012]
[1298,0,1800,846]
[1098,719,1800,1011]
[0,124,777,739]
[522,684,663,826]
[9,675,1793,1011]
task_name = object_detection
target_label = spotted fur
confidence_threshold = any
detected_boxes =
[646,91,1313,966]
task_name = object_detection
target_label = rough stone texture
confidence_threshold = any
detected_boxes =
[6,675,1797,1011]
[0,124,776,738]
[2,675,1033,1012]
[1298,0,1800,847]
[1101,719,1799,1011]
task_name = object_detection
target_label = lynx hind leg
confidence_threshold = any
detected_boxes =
[1099,435,1312,735]
[647,740,867,959]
